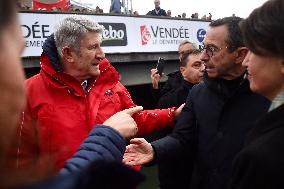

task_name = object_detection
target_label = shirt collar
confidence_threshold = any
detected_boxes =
[81,80,88,92]
[269,91,284,112]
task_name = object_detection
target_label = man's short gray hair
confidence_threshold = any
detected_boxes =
[54,16,104,57]
[179,40,197,49]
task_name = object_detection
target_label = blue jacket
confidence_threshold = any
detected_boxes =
[21,125,144,189]
[60,125,126,175]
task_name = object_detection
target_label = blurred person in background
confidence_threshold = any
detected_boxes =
[166,10,171,17]
[194,12,199,19]
[151,40,197,104]
[109,0,121,14]
[229,0,284,188]
[95,6,101,13]
[146,0,167,16]
[207,13,212,20]
[157,50,204,108]
[201,15,207,20]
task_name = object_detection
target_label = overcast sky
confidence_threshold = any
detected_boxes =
[81,0,268,19]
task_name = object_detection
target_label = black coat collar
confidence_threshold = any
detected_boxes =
[203,71,249,99]
[247,104,284,144]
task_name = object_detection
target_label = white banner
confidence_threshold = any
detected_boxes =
[19,12,209,57]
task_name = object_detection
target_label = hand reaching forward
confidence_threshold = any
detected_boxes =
[123,138,154,166]
[103,106,143,139]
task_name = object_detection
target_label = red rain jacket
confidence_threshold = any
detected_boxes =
[12,55,175,170]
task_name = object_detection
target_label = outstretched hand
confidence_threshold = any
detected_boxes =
[123,138,154,166]
[103,106,143,139]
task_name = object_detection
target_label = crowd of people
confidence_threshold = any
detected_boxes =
[17,0,212,20]
[1,0,284,189]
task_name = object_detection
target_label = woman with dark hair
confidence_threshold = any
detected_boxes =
[229,0,284,188]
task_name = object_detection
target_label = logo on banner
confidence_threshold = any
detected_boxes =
[99,23,128,46]
[140,25,151,45]
[33,0,70,11]
[197,29,206,42]
[139,24,193,46]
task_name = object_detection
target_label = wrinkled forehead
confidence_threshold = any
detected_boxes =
[79,32,103,46]
[203,25,229,47]
[154,0,160,4]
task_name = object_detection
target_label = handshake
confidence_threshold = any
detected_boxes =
[103,106,143,139]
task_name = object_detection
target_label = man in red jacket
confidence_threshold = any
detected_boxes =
[0,3,142,187]
[9,16,179,171]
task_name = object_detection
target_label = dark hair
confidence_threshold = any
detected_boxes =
[0,0,17,32]
[210,16,244,52]
[180,49,201,67]
[240,0,284,57]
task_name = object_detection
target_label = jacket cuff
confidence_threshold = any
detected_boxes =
[94,124,126,149]
[158,107,177,128]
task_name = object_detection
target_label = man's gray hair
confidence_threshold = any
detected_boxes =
[179,40,197,49]
[54,16,104,57]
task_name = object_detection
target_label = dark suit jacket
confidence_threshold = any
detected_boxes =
[151,73,270,189]
[156,80,194,189]
[146,8,167,16]
[228,104,284,189]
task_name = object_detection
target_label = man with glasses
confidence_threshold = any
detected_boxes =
[123,16,270,189]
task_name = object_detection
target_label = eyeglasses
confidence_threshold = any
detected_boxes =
[199,44,228,57]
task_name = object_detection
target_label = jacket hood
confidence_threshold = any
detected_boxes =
[42,34,63,72]
[39,35,119,96]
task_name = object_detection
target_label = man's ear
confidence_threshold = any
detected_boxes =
[180,66,185,74]
[235,47,249,65]
[61,46,74,63]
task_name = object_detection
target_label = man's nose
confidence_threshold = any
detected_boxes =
[242,51,250,67]
[96,47,105,60]
[200,50,209,62]
[200,63,205,72]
